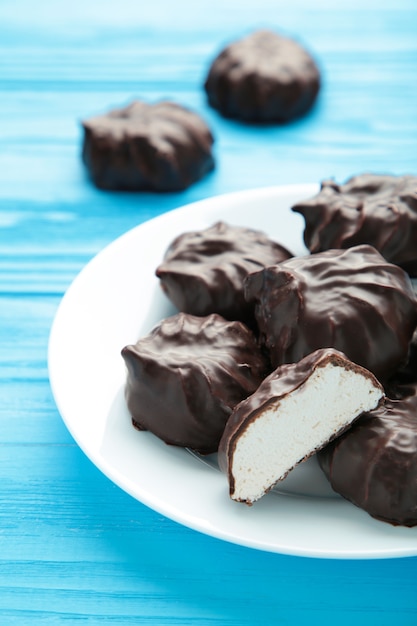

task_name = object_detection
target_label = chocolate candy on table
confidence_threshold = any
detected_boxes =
[318,383,417,527]
[292,173,417,276]
[156,221,293,327]
[244,244,417,381]
[81,100,215,191]
[218,348,384,505]
[121,313,270,455]
[204,29,320,123]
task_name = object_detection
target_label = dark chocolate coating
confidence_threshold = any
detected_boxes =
[218,348,383,496]
[386,327,417,398]
[156,221,293,326]
[318,384,417,527]
[244,244,417,381]
[121,313,269,454]
[82,100,215,191]
[292,173,417,276]
[204,29,320,123]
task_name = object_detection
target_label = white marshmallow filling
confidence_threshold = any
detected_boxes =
[230,362,383,503]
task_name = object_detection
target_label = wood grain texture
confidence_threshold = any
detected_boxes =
[1,0,417,624]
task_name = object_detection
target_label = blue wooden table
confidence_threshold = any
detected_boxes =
[1,0,417,624]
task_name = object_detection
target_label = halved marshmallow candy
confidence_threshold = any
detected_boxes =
[218,348,384,504]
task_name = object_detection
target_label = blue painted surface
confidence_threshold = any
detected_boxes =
[1,0,417,623]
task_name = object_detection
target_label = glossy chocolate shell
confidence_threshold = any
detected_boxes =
[318,384,417,527]
[156,221,293,326]
[244,244,417,381]
[292,173,417,276]
[204,29,320,123]
[121,313,269,454]
[82,100,215,191]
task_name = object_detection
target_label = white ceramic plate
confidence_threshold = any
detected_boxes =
[48,184,417,559]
